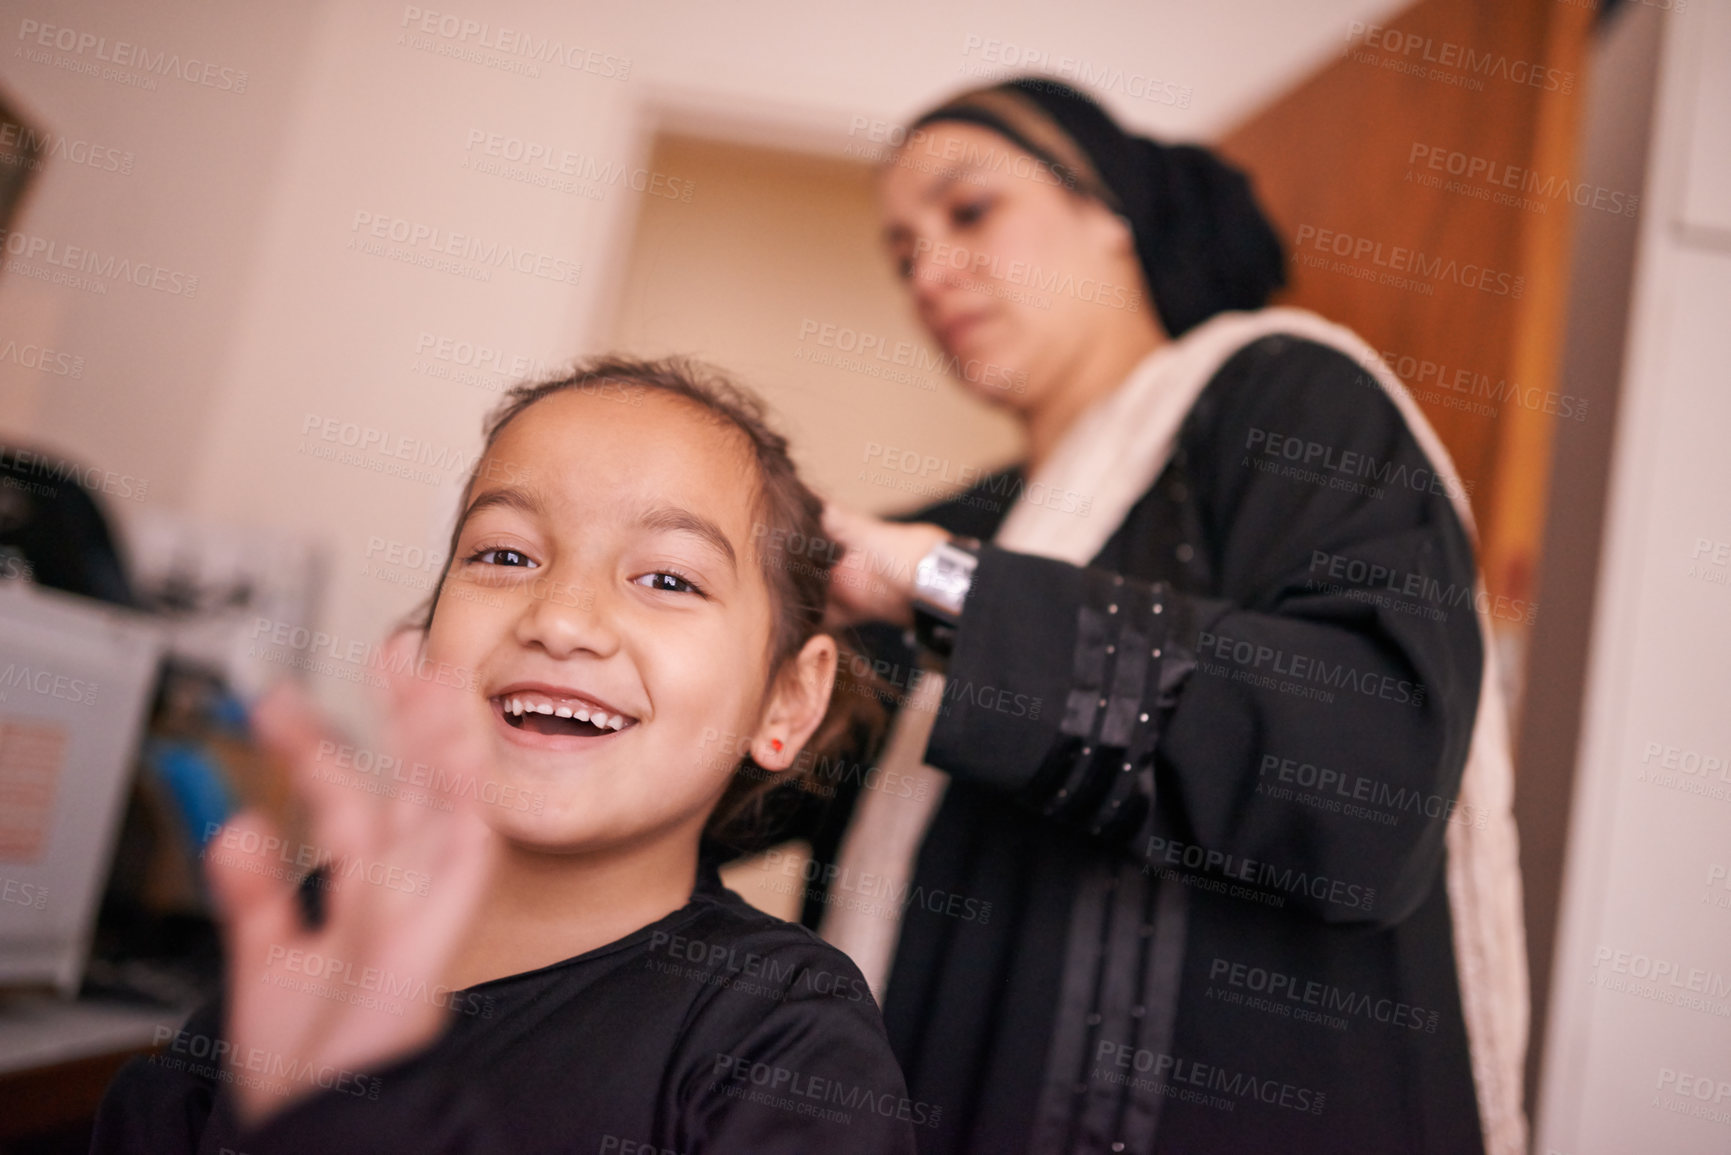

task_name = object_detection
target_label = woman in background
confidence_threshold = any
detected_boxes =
[807,78,1527,1155]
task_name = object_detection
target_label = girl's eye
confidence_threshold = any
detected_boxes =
[951,198,990,228]
[634,571,705,597]
[470,547,536,568]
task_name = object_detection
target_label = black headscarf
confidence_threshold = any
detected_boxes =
[910,77,1286,338]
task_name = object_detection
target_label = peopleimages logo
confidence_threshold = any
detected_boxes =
[795,319,1025,393]
[1359,345,1588,423]
[0,339,85,378]
[1406,142,1638,218]
[462,130,693,202]
[0,664,99,706]
[1207,956,1441,1033]
[1199,628,1427,709]
[1093,1040,1327,1115]
[0,228,200,297]
[150,1025,381,1101]
[1292,225,1524,298]
[910,238,1144,311]
[1257,752,1488,830]
[1344,21,1574,94]
[1306,549,1537,625]
[299,412,487,480]
[0,446,149,502]
[1242,425,1474,504]
[0,123,134,175]
[413,331,555,383]
[1,876,48,911]
[710,1053,943,1128]
[1145,835,1377,912]
[397,6,630,79]
[201,823,433,898]
[16,19,249,92]
[348,212,581,285]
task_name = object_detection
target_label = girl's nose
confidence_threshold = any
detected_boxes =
[512,572,618,659]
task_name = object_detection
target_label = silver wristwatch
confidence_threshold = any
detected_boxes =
[911,536,980,656]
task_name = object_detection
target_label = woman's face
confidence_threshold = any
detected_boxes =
[876,121,1149,411]
[423,389,824,856]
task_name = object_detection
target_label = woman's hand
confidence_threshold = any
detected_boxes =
[205,634,498,1130]
[820,503,950,629]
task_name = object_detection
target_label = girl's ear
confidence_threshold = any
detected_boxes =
[751,634,838,772]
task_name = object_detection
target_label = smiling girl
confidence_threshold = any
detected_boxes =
[93,357,919,1154]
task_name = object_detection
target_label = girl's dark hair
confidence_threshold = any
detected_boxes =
[420,355,885,855]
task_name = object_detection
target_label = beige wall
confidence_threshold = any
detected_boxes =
[606,133,1021,515]
[0,0,321,503]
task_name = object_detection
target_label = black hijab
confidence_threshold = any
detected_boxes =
[910,77,1286,338]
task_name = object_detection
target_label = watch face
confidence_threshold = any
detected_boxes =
[917,542,977,618]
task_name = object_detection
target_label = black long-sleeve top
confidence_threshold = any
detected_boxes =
[800,335,1489,1154]
[92,858,920,1154]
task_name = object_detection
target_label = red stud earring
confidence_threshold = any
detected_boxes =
[770,739,783,753]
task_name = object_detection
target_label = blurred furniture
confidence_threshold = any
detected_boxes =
[0,582,161,995]
[0,87,42,236]
[0,992,187,1153]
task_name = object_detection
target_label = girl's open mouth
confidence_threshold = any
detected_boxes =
[491,690,640,740]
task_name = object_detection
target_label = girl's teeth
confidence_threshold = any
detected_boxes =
[500,697,631,728]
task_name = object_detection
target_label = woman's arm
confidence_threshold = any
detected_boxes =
[829,339,1485,928]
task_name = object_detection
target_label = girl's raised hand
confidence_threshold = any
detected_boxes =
[204,633,499,1129]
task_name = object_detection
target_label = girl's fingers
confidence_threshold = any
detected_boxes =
[208,654,498,1125]
[394,798,497,962]
[252,681,368,819]
[379,633,495,808]
[206,811,305,976]
[249,681,328,761]
[250,682,386,923]
[206,814,310,1128]
[248,636,496,935]
[376,629,427,711]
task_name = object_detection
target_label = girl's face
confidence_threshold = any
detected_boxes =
[424,389,828,855]
[876,121,1150,411]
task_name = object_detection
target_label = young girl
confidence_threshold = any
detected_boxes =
[93,357,921,1154]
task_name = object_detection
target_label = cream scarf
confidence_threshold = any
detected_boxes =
[821,306,1529,1155]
